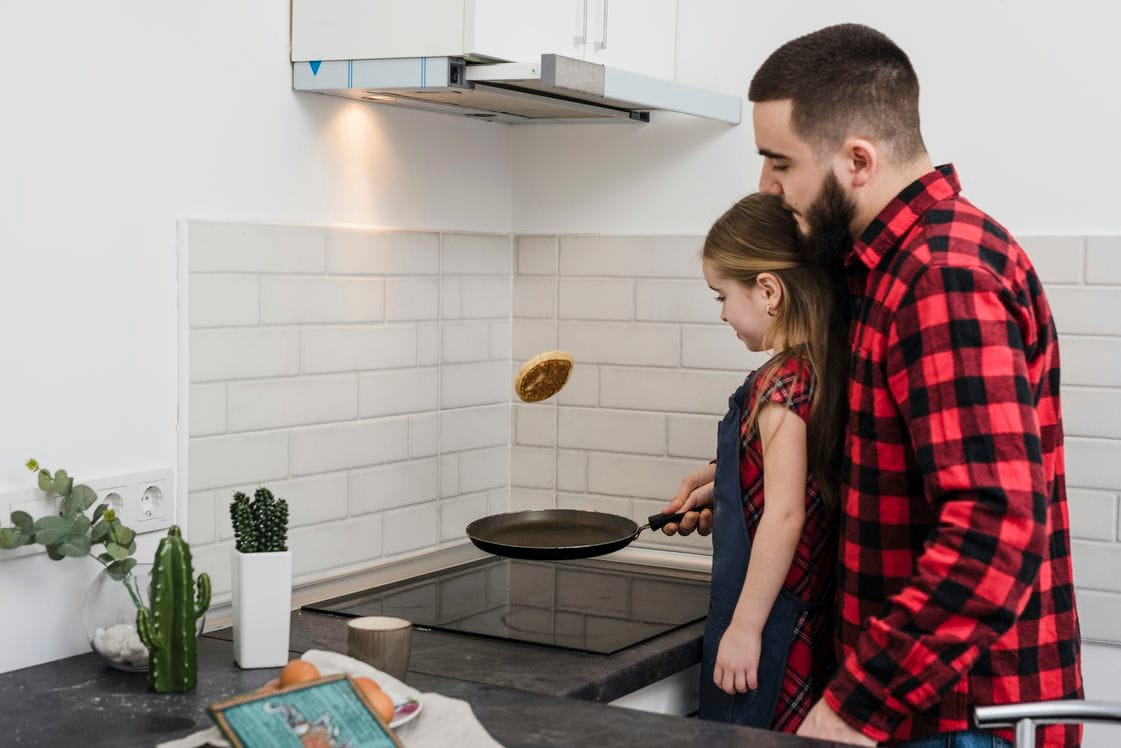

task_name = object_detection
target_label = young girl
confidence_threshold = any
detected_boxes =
[662,192,846,732]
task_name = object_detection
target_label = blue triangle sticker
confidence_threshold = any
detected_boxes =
[309,61,322,76]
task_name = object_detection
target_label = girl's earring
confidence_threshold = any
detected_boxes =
[766,305,776,317]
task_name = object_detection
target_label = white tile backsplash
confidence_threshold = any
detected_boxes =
[358,368,438,418]
[635,280,717,323]
[383,502,440,556]
[559,236,702,278]
[349,459,439,516]
[1086,237,1121,285]
[1020,236,1083,284]
[558,279,634,321]
[326,229,439,276]
[189,384,227,437]
[385,278,440,321]
[190,328,300,382]
[228,374,358,432]
[301,325,417,374]
[189,223,326,274]
[262,277,385,324]
[516,236,558,276]
[290,417,410,475]
[189,430,289,492]
[557,407,666,455]
[189,276,260,328]
[559,322,680,367]
[441,234,511,275]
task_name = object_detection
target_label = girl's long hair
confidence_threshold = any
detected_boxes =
[703,192,848,513]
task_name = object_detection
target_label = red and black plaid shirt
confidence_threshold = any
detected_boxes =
[824,165,1084,746]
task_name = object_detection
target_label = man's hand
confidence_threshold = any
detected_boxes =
[714,624,760,694]
[796,699,876,746]
[661,463,716,536]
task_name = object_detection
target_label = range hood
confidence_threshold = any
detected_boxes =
[292,54,742,125]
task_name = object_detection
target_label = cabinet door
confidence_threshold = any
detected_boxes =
[585,0,676,78]
[466,0,589,63]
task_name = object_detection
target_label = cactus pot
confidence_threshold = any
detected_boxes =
[231,549,292,668]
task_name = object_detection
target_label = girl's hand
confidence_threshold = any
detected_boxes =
[714,624,761,694]
[661,463,716,536]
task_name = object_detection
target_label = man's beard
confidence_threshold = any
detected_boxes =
[800,171,857,276]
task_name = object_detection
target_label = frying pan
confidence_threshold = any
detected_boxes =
[465,509,688,561]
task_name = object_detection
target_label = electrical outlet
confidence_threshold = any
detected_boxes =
[138,481,168,523]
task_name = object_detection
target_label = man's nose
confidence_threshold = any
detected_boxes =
[759,174,783,196]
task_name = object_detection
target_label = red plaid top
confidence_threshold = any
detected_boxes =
[823,165,1084,746]
[740,353,837,733]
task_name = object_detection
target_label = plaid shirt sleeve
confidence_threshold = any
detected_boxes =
[824,263,1049,739]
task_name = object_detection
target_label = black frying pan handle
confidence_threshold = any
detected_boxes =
[646,512,687,533]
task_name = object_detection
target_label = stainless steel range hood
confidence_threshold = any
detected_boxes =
[292,54,741,125]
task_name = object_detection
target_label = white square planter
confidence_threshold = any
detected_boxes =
[231,549,292,668]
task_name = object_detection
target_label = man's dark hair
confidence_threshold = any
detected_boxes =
[749,24,926,162]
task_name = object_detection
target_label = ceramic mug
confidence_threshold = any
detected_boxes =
[346,616,412,681]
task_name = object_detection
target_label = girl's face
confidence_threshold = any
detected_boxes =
[702,260,780,352]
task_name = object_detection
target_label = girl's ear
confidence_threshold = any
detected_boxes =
[755,272,784,306]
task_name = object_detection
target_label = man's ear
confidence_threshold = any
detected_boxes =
[835,136,879,188]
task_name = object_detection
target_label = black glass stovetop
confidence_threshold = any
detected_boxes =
[303,557,711,655]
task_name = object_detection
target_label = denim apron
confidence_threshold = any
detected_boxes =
[699,370,823,727]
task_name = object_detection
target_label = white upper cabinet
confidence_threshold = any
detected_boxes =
[292,0,677,79]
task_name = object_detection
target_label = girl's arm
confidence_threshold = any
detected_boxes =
[714,402,808,695]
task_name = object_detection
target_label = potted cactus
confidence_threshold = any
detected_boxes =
[229,487,291,668]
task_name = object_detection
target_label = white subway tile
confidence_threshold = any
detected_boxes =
[383,502,439,556]
[556,492,630,516]
[349,459,438,515]
[440,453,460,498]
[189,431,289,491]
[1048,288,1121,336]
[557,450,587,492]
[301,325,417,374]
[291,523,349,575]
[559,322,679,367]
[1072,540,1121,592]
[440,404,510,452]
[515,405,556,446]
[587,452,707,501]
[358,368,438,417]
[188,491,216,546]
[189,276,260,328]
[188,222,326,274]
[190,328,300,383]
[1086,237,1121,285]
[559,236,703,278]
[190,384,227,437]
[1058,336,1121,387]
[418,323,439,366]
[441,362,509,408]
[385,278,439,321]
[441,279,461,320]
[514,278,556,318]
[556,365,598,407]
[1067,488,1117,542]
[462,278,512,319]
[513,321,557,360]
[440,493,489,542]
[1066,437,1121,491]
[192,542,234,596]
[345,513,384,566]
[510,489,555,511]
[291,417,410,475]
[558,279,634,321]
[600,367,743,415]
[516,236,558,276]
[459,447,510,494]
[442,322,491,363]
[1019,236,1082,284]
[262,277,384,324]
[668,415,719,459]
[442,234,511,275]
[491,322,512,361]
[326,228,439,275]
[636,280,718,323]
[487,488,509,514]
[217,474,349,538]
[228,374,358,432]
[511,446,555,489]
[682,325,768,371]
[1062,387,1121,439]
[410,412,438,458]
[1070,590,1121,642]
[558,408,666,455]
[630,498,713,554]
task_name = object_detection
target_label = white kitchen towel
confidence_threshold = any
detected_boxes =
[156,649,503,748]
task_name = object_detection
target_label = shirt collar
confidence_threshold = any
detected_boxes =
[847,164,961,271]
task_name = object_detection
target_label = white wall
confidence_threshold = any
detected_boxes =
[0,0,510,672]
[512,0,1121,235]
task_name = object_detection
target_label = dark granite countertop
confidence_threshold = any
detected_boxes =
[204,608,705,702]
[0,636,844,747]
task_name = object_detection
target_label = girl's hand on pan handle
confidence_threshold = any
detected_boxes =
[661,463,716,536]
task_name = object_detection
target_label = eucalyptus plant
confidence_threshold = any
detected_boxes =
[230,486,289,553]
[0,459,143,608]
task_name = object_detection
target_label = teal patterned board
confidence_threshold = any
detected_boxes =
[210,674,402,748]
